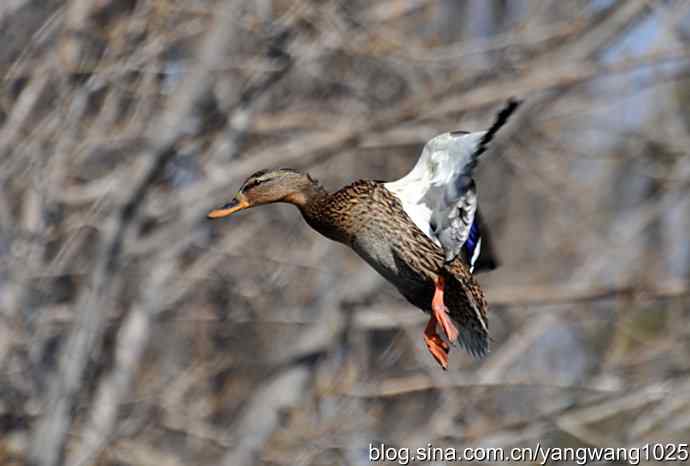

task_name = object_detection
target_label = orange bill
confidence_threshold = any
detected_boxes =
[207,198,250,219]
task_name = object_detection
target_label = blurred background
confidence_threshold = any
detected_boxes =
[1,1,690,465]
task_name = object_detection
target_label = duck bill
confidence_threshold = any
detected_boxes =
[207,198,250,219]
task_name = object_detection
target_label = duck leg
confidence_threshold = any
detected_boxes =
[423,315,449,369]
[431,275,459,343]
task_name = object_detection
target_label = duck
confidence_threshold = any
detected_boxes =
[208,99,521,369]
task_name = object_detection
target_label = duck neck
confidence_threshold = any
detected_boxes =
[286,179,352,243]
[284,178,329,217]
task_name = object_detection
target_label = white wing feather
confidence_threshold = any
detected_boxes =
[385,99,520,264]
[385,132,484,261]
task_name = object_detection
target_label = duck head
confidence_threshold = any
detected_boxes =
[207,168,321,218]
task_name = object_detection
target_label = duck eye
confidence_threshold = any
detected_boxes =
[243,178,264,191]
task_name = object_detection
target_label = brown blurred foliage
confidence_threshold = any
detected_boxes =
[1,1,689,465]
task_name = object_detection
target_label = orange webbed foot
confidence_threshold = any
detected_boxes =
[424,315,450,370]
[432,275,459,343]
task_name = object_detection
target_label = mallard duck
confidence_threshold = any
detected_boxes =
[208,99,520,369]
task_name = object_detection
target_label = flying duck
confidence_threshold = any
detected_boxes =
[208,99,520,368]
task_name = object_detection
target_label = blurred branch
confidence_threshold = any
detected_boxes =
[221,366,311,466]
[556,0,650,61]
[65,265,167,466]
[457,376,690,448]
[29,1,292,464]
[488,280,690,307]
[354,280,689,330]
[431,47,690,118]
[343,372,611,399]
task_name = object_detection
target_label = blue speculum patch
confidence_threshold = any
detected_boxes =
[464,220,480,261]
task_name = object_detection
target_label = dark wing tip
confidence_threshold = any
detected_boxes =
[504,96,523,110]
[471,97,522,161]
[483,97,522,143]
[496,97,522,125]
[458,326,489,358]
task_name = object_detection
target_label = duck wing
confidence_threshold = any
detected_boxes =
[386,99,520,269]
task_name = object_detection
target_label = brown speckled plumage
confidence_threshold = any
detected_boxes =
[298,179,488,357]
